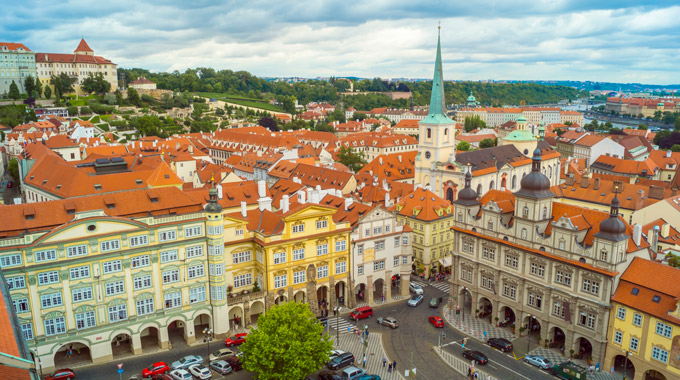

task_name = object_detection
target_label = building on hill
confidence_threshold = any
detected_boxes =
[128,77,156,90]
[0,42,37,96]
[336,131,418,162]
[605,257,680,380]
[449,148,651,366]
[36,39,118,93]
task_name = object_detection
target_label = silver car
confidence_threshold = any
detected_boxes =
[524,354,552,369]
[209,360,232,375]
[377,317,399,329]
[171,355,203,370]
[408,294,424,307]
[188,364,212,379]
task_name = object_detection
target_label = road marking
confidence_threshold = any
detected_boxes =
[446,341,534,380]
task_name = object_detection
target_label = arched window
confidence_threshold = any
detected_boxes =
[521,228,527,240]
[489,181,495,191]
[548,166,553,178]
[446,188,454,203]
[427,128,432,139]
[476,184,482,194]
[542,206,548,219]
[511,175,517,189]
[523,206,529,218]
[444,128,449,141]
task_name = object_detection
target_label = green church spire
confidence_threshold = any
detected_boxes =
[421,27,454,124]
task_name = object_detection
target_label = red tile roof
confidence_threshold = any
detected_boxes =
[75,38,93,52]
[388,187,452,221]
[289,163,354,191]
[0,42,31,52]
[357,151,417,182]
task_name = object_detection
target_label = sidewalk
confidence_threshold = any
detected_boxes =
[331,329,406,379]
[442,305,514,342]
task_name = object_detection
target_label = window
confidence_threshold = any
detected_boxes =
[461,268,472,282]
[656,322,672,338]
[651,347,669,363]
[134,275,152,290]
[402,237,408,245]
[75,310,96,330]
[336,240,346,251]
[503,283,516,299]
[158,230,177,242]
[394,257,399,266]
[160,250,179,263]
[317,244,329,256]
[103,260,122,274]
[207,225,223,235]
[402,256,408,264]
[67,244,88,257]
[462,241,474,254]
[481,274,494,290]
[21,323,33,340]
[136,298,155,316]
[7,276,26,290]
[488,221,493,230]
[336,261,347,274]
[162,269,180,284]
[357,244,364,255]
[274,252,287,264]
[209,245,224,256]
[579,311,596,329]
[131,255,150,268]
[365,228,371,237]
[35,249,57,262]
[129,235,149,247]
[164,292,181,309]
[521,228,528,240]
[373,260,385,272]
[292,223,304,233]
[630,337,639,351]
[617,307,626,320]
[317,265,329,279]
[235,228,244,236]
[528,292,542,309]
[0,254,22,268]
[211,285,225,301]
[274,274,287,288]
[184,225,202,238]
[505,254,518,269]
[555,270,572,286]
[234,273,252,287]
[209,263,224,276]
[40,292,63,308]
[293,248,305,260]
[12,298,29,313]
[44,316,66,336]
[105,281,125,296]
[69,265,90,280]
[394,237,400,247]
[233,250,251,264]
[530,263,545,277]
[385,225,390,233]
[374,241,385,251]
[108,305,127,322]
[72,287,93,303]
[187,264,205,279]
[523,206,529,218]
[38,270,60,285]
[316,220,328,229]
[633,313,642,327]
[553,301,565,318]
[190,287,207,303]
[293,271,306,285]
[374,227,383,235]
[100,239,121,252]
[186,245,203,258]
[358,265,363,275]
[614,331,623,344]
[558,240,565,250]
[482,247,495,260]
[582,279,600,295]
[600,250,607,261]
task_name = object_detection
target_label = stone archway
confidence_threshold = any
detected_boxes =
[478,297,493,322]
[335,281,347,306]
[274,294,287,305]
[228,306,244,330]
[644,369,667,380]
[373,278,386,303]
[140,325,160,353]
[498,306,516,331]
[523,315,542,349]
[548,326,566,349]
[317,286,329,308]
[167,318,188,346]
[53,342,91,368]
[111,333,133,359]
[574,336,593,360]
[193,313,211,338]
[355,283,366,303]
[294,290,306,303]
[458,288,473,320]
[250,301,265,324]
[612,354,635,379]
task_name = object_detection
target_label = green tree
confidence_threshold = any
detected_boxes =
[457,141,471,151]
[51,73,75,99]
[314,122,335,133]
[24,76,36,97]
[35,78,43,98]
[675,117,680,132]
[241,302,332,380]
[8,81,20,100]
[67,106,78,117]
[81,72,111,95]
[352,112,368,121]
[127,87,141,107]
[8,158,19,181]
[671,145,680,153]
[336,146,367,172]
[43,85,52,100]
[564,121,573,126]
[328,109,346,123]
[638,124,648,130]
[464,115,486,132]
[0,104,36,127]
[479,138,495,149]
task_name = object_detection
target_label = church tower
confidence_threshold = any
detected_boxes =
[415,27,457,191]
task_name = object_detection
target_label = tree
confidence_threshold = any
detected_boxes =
[328,109,346,123]
[638,124,648,130]
[352,112,368,121]
[671,145,680,153]
[564,121,573,126]
[35,78,43,98]
[24,76,36,97]
[676,117,680,132]
[51,73,75,99]
[258,116,279,132]
[8,81,20,100]
[81,72,111,95]
[314,122,335,133]
[479,138,495,149]
[241,302,332,380]
[555,128,566,136]
[464,115,486,132]
[43,85,52,100]
[336,146,367,172]
[8,158,19,181]
[457,141,471,151]
[127,87,141,107]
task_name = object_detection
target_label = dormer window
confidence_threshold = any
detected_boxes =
[523,206,529,218]
[600,250,607,261]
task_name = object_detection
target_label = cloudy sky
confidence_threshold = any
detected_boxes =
[3,1,679,84]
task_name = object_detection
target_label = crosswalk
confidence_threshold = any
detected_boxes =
[412,280,450,294]
[326,316,359,333]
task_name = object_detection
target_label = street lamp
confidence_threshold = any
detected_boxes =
[622,351,630,380]
[203,327,213,359]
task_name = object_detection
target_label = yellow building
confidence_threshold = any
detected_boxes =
[605,257,680,380]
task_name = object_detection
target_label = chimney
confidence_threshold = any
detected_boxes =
[385,192,391,208]
[580,176,590,188]
[661,223,670,239]
[651,225,660,253]
[667,150,672,158]
[188,145,194,154]
[216,183,223,199]
[593,178,600,190]
[382,179,389,191]
[282,195,290,213]
[344,197,353,211]
[398,154,402,163]
[175,142,180,150]
[240,201,247,218]
[258,180,267,198]
[293,176,301,184]
[565,173,576,186]
[306,188,314,204]
[379,157,383,165]
[632,224,642,246]
[649,185,665,200]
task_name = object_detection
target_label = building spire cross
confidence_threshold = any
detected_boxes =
[427,26,447,117]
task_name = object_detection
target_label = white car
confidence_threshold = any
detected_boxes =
[409,283,423,295]
[171,355,203,370]
[524,354,552,370]
[209,348,235,362]
[169,369,192,380]
[188,364,212,379]
[329,349,345,361]
[408,294,424,307]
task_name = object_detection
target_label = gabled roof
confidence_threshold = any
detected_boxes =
[357,151,417,182]
[184,181,263,209]
[269,178,306,208]
[289,163,354,191]
[551,177,669,211]
[641,218,680,246]
[479,189,515,213]
[0,42,31,52]
[388,187,452,221]
[75,38,93,52]
[456,144,558,175]
[319,195,374,228]
[591,155,658,176]
[44,135,78,149]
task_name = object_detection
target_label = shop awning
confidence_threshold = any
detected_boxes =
[438,257,452,267]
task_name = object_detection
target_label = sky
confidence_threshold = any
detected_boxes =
[3,1,680,84]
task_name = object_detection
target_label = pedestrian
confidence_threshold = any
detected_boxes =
[388,363,392,373]
[76,347,81,356]
[392,360,396,371]
[363,354,366,368]
[467,368,472,379]
[382,357,386,368]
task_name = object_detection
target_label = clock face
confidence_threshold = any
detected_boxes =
[425,151,431,159]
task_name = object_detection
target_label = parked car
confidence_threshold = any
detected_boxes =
[225,356,243,371]
[487,337,513,352]
[6,181,13,188]
[408,294,424,307]
[188,364,212,379]
[462,350,488,365]
[209,360,232,375]
[44,369,75,380]
[349,306,373,320]
[377,317,399,329]
[317,316,329,327]
[224,332,248,346]
[327,352,355,370]
[428,315,444,328]
[340,366,366,379]
[329,349,346,362]
[318,371,342,380]
[143,362,170,377]
[429,297,442,308]
[169,369,192,380]
[524,354,552,370]
[171,355,203,370]
[209,348,235,361]
[409,283,423,295]
[151,375,173,380]
[356,375,381,380]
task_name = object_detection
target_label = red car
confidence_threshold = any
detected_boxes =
[142,362,170,378]
[428,315,444,328]
[6,181,13,189]
[225,332,248,346]
[44,369,75,380]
